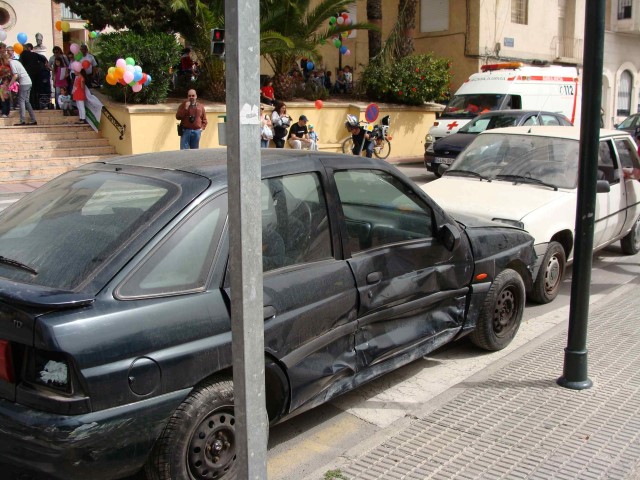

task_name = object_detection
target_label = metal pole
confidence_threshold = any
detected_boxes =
[557,0,605,390]
[225,0,268,477]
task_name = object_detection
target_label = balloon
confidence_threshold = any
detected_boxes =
[71,61,82,73]
[116,58,126,69]
[329,16,336,25]
[128,81,136,87]
[333,39,341,48]
[89,31,97,39]
[339,46,347,54]
[55,20,62,31]
[145,74,152,85]
[81,60,90,70]
[306,61,314,71]
[70,43,79,54]
[106,74,117,85]
[336,17,344,25]
[0,30,6,42]
[94,31,100,37]
[13,43,23,55]
[134,65,142,74]
[114,67,124,79]
[107,66,115,75]
[61,21,70,33]
[17,32,27,45]
[133,71,142,82]
[125,57,135,66]
[75,52,83,61]
[345,49,351,55]
[132,84,142,93]
[118,78,127,86]
[123,71,134,84]
[125,64,134,73]
[344,17,352,26]
[139,73,148,84]
[314,99,323,109]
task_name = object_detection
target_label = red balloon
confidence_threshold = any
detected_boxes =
[139,73,147,84]
[314,99,323,109]
[81,60,90,69]
[118,77,127,86]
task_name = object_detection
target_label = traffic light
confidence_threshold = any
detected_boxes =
[211,28,225,56]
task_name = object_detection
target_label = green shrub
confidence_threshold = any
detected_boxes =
[96,31,181,104]
[360,54,452,106]
[298,80,329,101]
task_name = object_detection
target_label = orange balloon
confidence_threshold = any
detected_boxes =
[55,20,62,31]
[114,66,124,79]
[314,99,323,109]
[13,43,23,55]
[105,74,117,85]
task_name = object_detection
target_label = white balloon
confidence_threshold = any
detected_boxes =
[0,30,6,42]
[125,64,134,73]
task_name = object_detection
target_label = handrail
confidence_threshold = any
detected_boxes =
[101,106,126,140]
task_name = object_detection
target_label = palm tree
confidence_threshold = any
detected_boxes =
[397,0,417,58]
[367,0,383,60]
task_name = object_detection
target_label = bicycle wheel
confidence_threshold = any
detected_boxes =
[374,139,391,159]
[341,137,355,154]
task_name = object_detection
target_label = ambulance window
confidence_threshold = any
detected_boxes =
[505,95,522,110]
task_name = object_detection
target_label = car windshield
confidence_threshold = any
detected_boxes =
[458,113,523,133]
[618,115,638,129]
[443,94,505,117]
[447,133,580,189]
[0,170,179,290]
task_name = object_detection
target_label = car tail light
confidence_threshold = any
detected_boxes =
[0,340,14,383]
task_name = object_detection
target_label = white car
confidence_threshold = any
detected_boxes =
[422,126,640,303]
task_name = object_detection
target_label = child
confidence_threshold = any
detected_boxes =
[260,77,276,106]
[58,86,73,116]
[53,57,69,110]
[0,76,10,118]
[308,123,319,150]
[72,69,87,124]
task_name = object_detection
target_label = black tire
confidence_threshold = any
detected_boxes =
[373,139,391,159]
[145,378,237,480]
[470,268,525,351]
[530,241,565,304]
[341,137,354,154]
[621,215,640,254]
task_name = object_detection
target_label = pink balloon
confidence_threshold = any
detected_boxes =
[336,16,344,24]
[345,49,351,55]
[122,71,134,84]
[70,43,80,55]
[115,58,126,69]
[132,84,142,92]
[70,61,82,73]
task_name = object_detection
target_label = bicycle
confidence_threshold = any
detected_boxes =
[341,115,392,159]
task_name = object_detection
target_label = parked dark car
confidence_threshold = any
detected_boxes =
[616,112,640,138]
[425,110,572,176]
[0,149,536,480]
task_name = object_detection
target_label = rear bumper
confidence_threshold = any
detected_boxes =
[0,388,190,480]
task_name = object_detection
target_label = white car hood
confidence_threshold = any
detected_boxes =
[422,177,571,222]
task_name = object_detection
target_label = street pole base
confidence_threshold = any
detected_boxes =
[557,376,593,390]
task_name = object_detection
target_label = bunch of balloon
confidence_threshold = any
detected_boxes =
[12,32,28,55]
[69,43,84,62]
[327,12,353,57]
[104,57,152,94]
[55,21,71,33]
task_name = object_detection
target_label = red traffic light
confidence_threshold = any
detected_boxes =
[212,28,225,41]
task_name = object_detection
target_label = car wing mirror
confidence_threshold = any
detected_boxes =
[439,223,461,252]
[437,164,450,176]
[596,179,610,193]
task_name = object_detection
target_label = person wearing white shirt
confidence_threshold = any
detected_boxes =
[9,59,37,125]
[80,44,98,87]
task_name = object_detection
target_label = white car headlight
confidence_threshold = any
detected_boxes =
[492,218,525,229]
[425,134,434,144]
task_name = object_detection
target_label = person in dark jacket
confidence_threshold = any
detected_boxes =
[19,43,48,110]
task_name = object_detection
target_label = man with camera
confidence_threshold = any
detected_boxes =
[176,89,208,150]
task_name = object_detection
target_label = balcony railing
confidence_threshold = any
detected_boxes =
[551,36,583,62]
[60,3,83,21]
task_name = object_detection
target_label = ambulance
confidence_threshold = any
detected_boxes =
[424,62,581,148]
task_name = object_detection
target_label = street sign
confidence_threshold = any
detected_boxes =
[365,103,379,123]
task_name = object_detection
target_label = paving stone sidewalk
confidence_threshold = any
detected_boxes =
[332,280,640,480]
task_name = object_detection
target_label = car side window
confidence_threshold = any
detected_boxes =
[117,194,227,298]
[540,115,561,126]
[333,170,433,254]
[261,173,332,272]
[614,138,639,169]
[598,141,617,184]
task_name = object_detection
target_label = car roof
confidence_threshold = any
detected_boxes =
[103,148,352,180]
[475,109,566,118]
[477,125,628,140]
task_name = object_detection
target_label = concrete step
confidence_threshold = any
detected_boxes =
[0,154,117,183]
[1,123,93,134]
[0,152,115,169]
[0,130,103,141]
[0,138,111,152]
[0,144,115,160]
[1,116,94,127]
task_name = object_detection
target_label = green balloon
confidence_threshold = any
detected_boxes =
[125,57,135,66]
[75,52,83,61]
[329,16,336,25]
[333,39,341,48]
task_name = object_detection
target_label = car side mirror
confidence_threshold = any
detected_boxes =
[437,164,450,176]
[596,179,610,193]
[613,123,619,129]
[439,223,461,251]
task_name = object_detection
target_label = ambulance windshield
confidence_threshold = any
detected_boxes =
[443,94,506,117]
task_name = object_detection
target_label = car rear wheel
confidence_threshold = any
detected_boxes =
[145,378,237,480]
[530,241,565,304]
[470,268,525,351]
[621,215,640,254]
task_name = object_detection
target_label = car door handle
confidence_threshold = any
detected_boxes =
[263,305,276,320]
[366,271,383,284]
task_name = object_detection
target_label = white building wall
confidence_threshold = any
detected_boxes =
[0,1,54,54]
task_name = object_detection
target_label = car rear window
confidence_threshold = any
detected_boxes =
[0,170,179,290]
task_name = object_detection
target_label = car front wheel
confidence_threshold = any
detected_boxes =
[470,268,525,351]
[530,241,565,304]
[621,215,640,255]
[146,378,237,480]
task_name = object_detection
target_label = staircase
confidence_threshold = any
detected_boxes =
[0,109,117,209]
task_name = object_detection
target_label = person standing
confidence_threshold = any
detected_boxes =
[271,102,290,148]
[53,57,69,110]
[72,69,87,123]
[79,44,98,87]
[287,115,312,149]
[308,124,319,150]
[176,89,207,150]
[260,105,273,148]
[9,57,37,125]
[19,43,48,110]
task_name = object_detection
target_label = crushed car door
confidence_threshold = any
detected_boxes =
[328,166,474,369]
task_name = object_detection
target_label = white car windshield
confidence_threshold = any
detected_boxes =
[447,133,580,189]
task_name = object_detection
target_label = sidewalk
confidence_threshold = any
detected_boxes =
[314,279,640,479]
